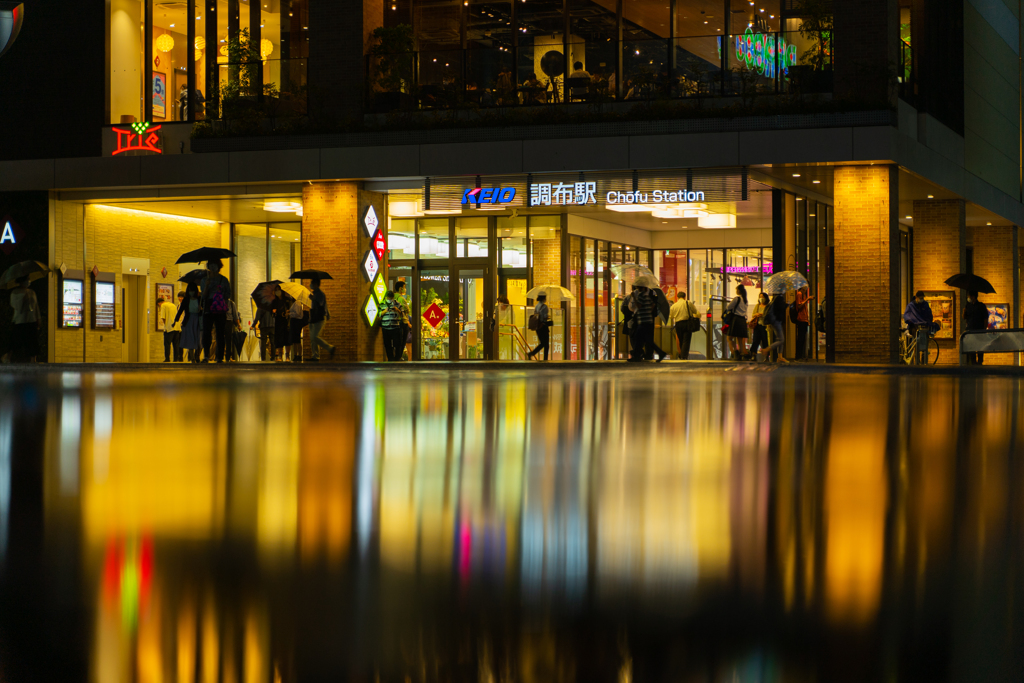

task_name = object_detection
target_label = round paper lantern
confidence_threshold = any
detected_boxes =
[260,38,274,59]
[195,48,202,61]
[155,33,175,52]
[194,36,206,50]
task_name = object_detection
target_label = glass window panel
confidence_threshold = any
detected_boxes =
[569,236,582,360]
[585,239,596,359]
[418,218,450,260]
[234,223,267,335]
[458,268,486,359]
[454,217,488,258]
[597,241,611,359]
[498,217,528,269]
[110,0,145,124]
[389,218,417,261]
[270,222,301,281]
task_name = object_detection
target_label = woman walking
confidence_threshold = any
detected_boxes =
[288,293,306,362]
[175,283,202,363]
[725,284,749,360]
[793,285,814,360]
[748,292,770,360]
[526,293,550,361]
[9,276,40,362]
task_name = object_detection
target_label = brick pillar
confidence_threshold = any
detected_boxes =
[531,230,561,287]
[833,0,899,106]
[833,165,899,363]
[302,182,385,361]
[968,224,1016,365]
[911,199,965,365]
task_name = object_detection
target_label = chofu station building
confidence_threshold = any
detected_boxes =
[1,0,1023,364]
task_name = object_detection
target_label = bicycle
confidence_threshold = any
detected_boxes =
[899,326,939,365]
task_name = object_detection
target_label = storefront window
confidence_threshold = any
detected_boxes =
[110,0,145,123]
[454,217,488,258]
[418,218,449,260]
[420,269,450,359]
[234,223,268,333]
[270,223,301,281]
[569,236,582,360]
[498,217,527,269]
[584,239,596,359]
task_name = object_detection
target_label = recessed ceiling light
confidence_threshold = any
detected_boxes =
[927,194,934,198]
[906,216,912,219]
[987,222,992,225]
[812,180,820,184]
[792,173,801,177]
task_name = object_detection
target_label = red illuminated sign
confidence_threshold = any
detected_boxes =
[423,302,446,329]
[112,122,162,156]
[372,229,386,261]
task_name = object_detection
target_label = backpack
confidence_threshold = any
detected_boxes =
[206,275,230,313]
[527,314,539,331]
[381,301,402,329]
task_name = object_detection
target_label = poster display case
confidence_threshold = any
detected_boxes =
[93,273,116,329]
[922,291,955,339]
[61,270,85,328]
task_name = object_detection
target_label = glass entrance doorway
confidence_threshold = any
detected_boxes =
[455,266,493,360]
[419,269,450,359]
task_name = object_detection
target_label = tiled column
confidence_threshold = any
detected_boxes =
[911,199,965,365]
[301,182,385,362]
[833,165,900,363]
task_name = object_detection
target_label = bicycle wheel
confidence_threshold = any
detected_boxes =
[929,338,940,364]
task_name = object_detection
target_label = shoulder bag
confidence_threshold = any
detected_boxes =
[685,302,701,332]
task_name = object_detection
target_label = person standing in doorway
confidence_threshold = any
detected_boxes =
[668,291,698,360]
[200,259,231,364]
[309,278,336,362]
[9,276,40,363]
[629,286,665,361]
[254,304,275,362]
[381,291,405,361]
[159,293,181,362]
[396,280,412,360]
[526,293,551,360]
[794,285,814,361]
[963,291,988,365]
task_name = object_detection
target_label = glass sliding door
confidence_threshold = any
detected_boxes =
[454,266,492,360]
[419,269,450,359]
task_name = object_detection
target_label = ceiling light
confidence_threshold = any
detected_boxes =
[170,23,175,27]
[607,204,654,212]
[905,216,912,219]
[698,214,737,229]
[812,180,820,184]
[792,173,801,177]
[263,200,302,213]
[987,222,992,225]
[682,209,708,218]
[195,37,206,49]
[156,34,175,52]
[927,194,934,198]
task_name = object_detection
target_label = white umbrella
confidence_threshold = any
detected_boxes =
[631,274,660,289]
[525,284,575,304]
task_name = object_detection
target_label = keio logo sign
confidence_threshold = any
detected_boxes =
[462,187,516,207]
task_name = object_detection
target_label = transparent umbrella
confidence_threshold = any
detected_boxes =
[610,263,655,283]
[763,271,809,294]
[631,274,661,289]
[525,285,575,305]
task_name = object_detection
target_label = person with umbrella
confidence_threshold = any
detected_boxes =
[526,293,551,361]
[963,291,989,365]
[758,292,790,363]
[200,258,232,364]
[628,285,667,362]
[308,278,336,362]
[174,282,203,363]
[9,276,40,362]
[272,285,291,361]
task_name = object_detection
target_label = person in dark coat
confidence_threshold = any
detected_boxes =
[963,291,989,365]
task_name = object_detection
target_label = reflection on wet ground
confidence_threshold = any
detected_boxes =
[0,367,1022,682]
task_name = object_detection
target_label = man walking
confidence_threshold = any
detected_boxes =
[159,293,181,362]
[381,291,405,361]
[629,286,665,361]
[526,293,550,360]
[963,291,988,365]
[309,278,336,361]
[668,291,697,360]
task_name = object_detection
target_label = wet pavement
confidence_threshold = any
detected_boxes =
[0,365,1022,682]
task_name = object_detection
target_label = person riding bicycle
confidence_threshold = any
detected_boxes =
[903,290,938,364]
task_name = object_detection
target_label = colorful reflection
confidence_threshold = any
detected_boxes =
[0,369,1018,681]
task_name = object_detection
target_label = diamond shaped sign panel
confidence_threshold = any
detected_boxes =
[361,250,379,282]
[363,205,379,238]
[372,229,387,261]
[423,302,446,329]
[363,295,380,326]
[372,272,387,303]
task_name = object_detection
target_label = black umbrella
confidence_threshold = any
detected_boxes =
[291,269,333,280]
[944,273,995,294]
[250,280,283,310]
[178,269,207,285]
[176,247,236,264]
[0,260,48,289]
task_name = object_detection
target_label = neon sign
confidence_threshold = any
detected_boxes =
[607,190,705,204]
[724,264,773,274]
[111,122,162,156]
[735,28,797,78]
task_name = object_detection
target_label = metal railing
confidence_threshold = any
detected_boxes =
[366,30,833,113]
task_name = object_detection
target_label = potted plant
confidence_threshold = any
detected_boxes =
[790,0,833,94]
[369,25,416,112]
